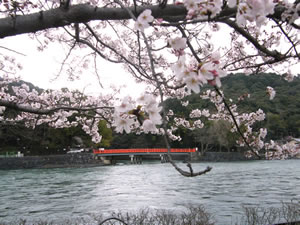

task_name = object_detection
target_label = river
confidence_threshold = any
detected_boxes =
[0,160,299,224]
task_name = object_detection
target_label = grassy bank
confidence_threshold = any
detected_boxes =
[1,202,299,225]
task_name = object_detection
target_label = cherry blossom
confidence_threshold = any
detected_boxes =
[266,86,276,100]
[227,0,237,8]
[113,94,162,134]
[113,116,135,134]
[283,69,294,82]
[183,0,223,20]
[137,9,154,24]
[228,0,276,27]
[142,119,158,133]
[134,20,150,32]
[116,96,134,113]
[0,0,299,164]
[134,9,154,32]
[185,74,201,93]
[168,37,187,51]
[147,105,162,125]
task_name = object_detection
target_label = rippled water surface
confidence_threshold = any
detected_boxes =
[0,160,300,224]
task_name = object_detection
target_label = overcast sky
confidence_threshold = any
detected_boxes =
[1,34,147,98]
[1,24,299,99]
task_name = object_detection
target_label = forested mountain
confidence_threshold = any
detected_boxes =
[1,73,299,155]
[111,73,300,152]
[0,79,112,155]
[222,73,300,139]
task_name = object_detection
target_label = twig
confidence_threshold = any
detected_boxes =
[214,87,261,159]
[219,19,283,60]
[114,0,212,177]
[0,46,26,56]
[99,217,128,225]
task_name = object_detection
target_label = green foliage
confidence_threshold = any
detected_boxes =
[110,133,165,149]
[112,73,300,150]
[162,73,300,151]
[96,120,113,148]
[1,73,299,154]
[222,73,300,139]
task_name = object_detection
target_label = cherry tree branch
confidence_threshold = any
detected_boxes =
[273,20,300,59]
[0,46,26,56]
[174,24,262,159]
[82,23,152,80]
[0,99,112,115]
[219,19,284,60]
[113,0,211,177]
[0,3,295,39]
[176,25,202,63]
[52,41,77,80]
[0,4,187,38]
[214,87,261,159]
[99,217,128,225]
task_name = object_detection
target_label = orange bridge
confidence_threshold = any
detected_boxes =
[93,148,197,164]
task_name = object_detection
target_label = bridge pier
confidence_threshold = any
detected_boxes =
[99,156,112,165]
[160,154,169,163]
[129,155,142,164]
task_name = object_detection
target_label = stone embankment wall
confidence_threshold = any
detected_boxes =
[191,152,250,162]
[0,152,251,170]
[0,153,104,170]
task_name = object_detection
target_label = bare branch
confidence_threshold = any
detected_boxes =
[220,19,283,60]
[99,217,128,225]
[0,4,187,38]
[176,25,202,63]
[273,20,300,59]
[214,87,261,159]
[0,99,112,115]
[0,46,26,56]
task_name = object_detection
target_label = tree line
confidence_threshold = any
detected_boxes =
[0,73,299,155]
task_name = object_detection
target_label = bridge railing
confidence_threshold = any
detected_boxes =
[93,148,197,155]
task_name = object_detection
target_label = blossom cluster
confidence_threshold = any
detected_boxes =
[183,0,223,20]
[0,0,299,162]
[266,86,276,100]
[199,89,273,157]
[265,140,298,160]
[170,38,227,93]
[134,9,154,32]
[0,77,114,143]
[181,0,299,28]
[228,0,276,27]
[113,94,162,134]
[189,109,210,118]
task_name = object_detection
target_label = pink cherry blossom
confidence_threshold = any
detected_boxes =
[116,96,134,113]
[266,86,276,100]
[142,119,158,133]
[134,9,154,32]
[168,37,187,51]
[184,74,201,93]
[137,9,154,24]
[113,116,135,134]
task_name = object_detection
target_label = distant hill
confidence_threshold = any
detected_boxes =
[0,76,43,94]
[0,78,92,155]
[1,74,299,153]
[164,73,300,142]
[221,73,300,139]
[111,73,300,150]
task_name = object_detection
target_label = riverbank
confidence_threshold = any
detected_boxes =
[0,152,251,170]
[192,151,250,162]
[0,153,104,170]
